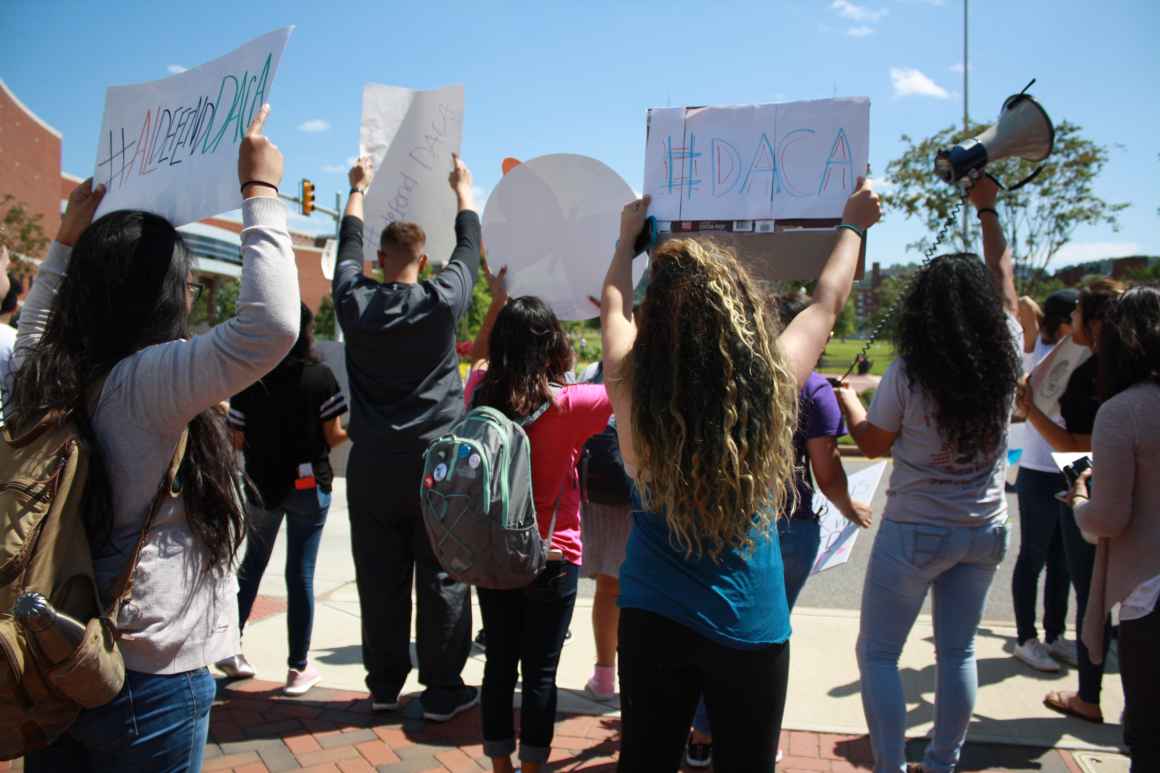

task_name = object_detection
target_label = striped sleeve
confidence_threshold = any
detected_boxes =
[319,391,347,421]
[226,405,246,430]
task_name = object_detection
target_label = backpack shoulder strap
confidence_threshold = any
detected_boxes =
[105,427,189,619]
[517,384,563,429]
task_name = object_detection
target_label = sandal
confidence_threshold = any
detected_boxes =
[1043,690,1104,724]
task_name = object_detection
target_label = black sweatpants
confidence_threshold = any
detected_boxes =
[617,607,789,773]
[346,443,471,703]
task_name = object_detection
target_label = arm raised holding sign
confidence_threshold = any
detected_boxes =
[9,103,299,719]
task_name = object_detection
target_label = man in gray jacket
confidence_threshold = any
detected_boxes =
[333,154,479,720]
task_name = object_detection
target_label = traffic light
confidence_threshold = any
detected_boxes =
[300,179,315,216]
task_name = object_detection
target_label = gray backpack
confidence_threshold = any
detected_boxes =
[420,396,560,590]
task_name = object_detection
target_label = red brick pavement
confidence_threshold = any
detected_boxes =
[1,678,1091,772]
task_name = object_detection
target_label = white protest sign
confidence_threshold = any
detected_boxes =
[810,461,887,576]
[644,98,869,222]
[320,238,337,281]
[360,84,464,268]
[92,28,292,226]
[1029,335,1092,417]
[482,154,647,322]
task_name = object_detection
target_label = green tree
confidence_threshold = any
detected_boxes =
[833,297,856,339]
[883,120,1128,297]
[868,269,918,341]
[189,277,239,329]
[315,294,337,340]
[0,194,50,268]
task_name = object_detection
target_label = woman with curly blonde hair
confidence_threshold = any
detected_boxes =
[601,181,880,770]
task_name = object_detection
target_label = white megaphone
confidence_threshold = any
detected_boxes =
[935,80,1054,191]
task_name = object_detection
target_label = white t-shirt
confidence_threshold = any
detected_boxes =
[0,323,16,397]
[1020,337,1064,473]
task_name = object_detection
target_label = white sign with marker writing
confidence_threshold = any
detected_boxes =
[92,27,293,227]
[810,461,887,576]
[360,83,464,268]
[644,98,870,223]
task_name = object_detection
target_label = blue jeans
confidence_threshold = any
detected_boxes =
[1058,502,1109,704]
[478,562,579,764]
[236,487,331,670]
[1012,468,1070,644]
[857,519,1008,773]
[25,668,215,772]
[691,516,820,735]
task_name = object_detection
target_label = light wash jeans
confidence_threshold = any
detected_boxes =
[857,518,1009,773]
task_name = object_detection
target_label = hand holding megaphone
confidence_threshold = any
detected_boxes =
[934,81,1054,192]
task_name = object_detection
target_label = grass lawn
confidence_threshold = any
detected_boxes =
[818,339,896,376]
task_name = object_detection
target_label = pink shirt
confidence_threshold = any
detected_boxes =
[465,369,612,565]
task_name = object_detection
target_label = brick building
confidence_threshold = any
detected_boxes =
[0,78,336,315]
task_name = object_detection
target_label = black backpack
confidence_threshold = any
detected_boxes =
[579,417,634,507]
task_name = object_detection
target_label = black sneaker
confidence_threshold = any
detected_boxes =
[422,686,480,722]
[686,733,712,768]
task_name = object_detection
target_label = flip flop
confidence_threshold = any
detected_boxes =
[1043,691,1104,724]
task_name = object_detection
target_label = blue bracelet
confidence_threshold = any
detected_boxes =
[837,223,865,240]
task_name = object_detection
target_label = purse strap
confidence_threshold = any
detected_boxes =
[105,428,189,619]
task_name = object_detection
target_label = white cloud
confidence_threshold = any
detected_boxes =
[322,164,345,174]
[297,119,331,133]
[847,25,875,37]
[831,0,888,22]
[890,67,950,99]
[1052,242,1140,265]
[167,64,188,74]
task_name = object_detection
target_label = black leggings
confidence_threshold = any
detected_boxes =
[618,608,789,772]
[1120,598,1160,773]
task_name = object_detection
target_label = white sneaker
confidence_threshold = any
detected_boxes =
[1048,637,1079,667]
[215,654,256,679]
[283,662,321,696]
[1014,639,1061,672]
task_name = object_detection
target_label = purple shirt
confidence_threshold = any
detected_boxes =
[789,372,847,520]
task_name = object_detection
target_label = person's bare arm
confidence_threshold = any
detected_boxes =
[1018,296,1042,354]
[600,197,648,472]
[471,258,508,364]
[833,383,897,459]
[807,436,872,527]
[1017,381,1093,452]
[778,178,881,387]
[322,415,349,448]
[968,176,1018,317]
[345,156,374,220]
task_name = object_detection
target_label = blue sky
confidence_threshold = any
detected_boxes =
[3,0,1157,267]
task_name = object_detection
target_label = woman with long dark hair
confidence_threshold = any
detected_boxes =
[1065,286,1160,771]
[1019,277,1125,724]
[602,179,880,770]
[465,287,612,773]
[216,303,348,696]
[834,177,1023,773]
[14,106,299,771]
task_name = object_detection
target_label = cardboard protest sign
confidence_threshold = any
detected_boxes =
[643,98,869,281]
[810,461,886,576]
[92,27,292,226]
[1029,335,1092,417]
[360,84,464,268]
[482,154,647,321]
[644,98,869,222]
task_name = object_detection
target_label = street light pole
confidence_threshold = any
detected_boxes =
[961,0,971,247]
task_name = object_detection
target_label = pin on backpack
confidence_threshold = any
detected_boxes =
[420,391,562,590]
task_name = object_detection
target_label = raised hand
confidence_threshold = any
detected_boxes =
[967,173,1000,211]
[481,255,508,305]
[238,104,283,198]
[618,195,651,250]
[841,176,881,231]
[349,156,375,192]
[57,178,107,247]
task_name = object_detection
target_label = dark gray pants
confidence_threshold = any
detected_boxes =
[347,442,471,703]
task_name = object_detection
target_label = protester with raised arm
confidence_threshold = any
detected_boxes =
[602,180,879,771]
[834,176,1023,773]
[16,106,300,771]
[332,154,481,720]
